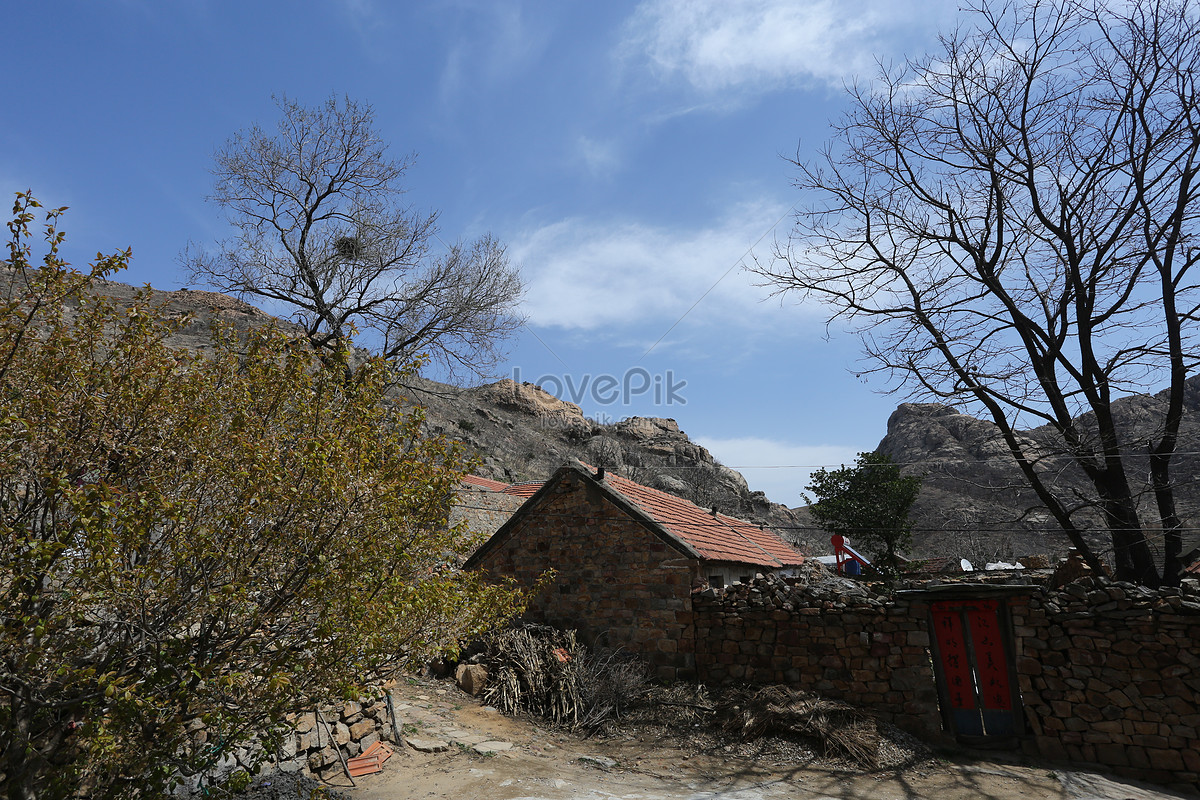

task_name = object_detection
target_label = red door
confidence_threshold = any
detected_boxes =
[930,598,1020,740]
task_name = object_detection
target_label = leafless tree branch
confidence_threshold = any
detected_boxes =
[753,0,1200,586]
[182,94,525,381]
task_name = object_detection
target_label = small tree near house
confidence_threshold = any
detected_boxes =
[0,194,527,800]
[805,452,922,577]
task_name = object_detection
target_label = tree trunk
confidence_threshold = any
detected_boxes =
[5,695,40,800]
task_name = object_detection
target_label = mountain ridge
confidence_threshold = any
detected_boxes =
[89,278,1200,565]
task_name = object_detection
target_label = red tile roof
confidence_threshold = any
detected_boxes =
[461,474,511,492]
[598,469,803,569]
[501,481,543,498]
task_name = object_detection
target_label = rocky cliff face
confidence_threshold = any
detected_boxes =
[402,375,803,535]
[876,385,1200,564]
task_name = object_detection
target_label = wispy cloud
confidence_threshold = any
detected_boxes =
[621,0,958,95]
[695,435,861,507]
[483,2,547,81]
[576,135,622,177]
[510,199,805,331]
[436,1,552,106]
[337,0,377,24]
[334,0,403,64]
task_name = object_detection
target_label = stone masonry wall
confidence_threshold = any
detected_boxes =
[692,572,946,742]
[1013,576,1200,791]
[474,471,700,680]
[185,691,401,789]
[450,486,525,540]
[692,572,1200,793]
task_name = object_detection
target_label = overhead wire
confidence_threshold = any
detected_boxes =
[450,501,1200,537]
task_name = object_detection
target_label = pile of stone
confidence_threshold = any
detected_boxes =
[283,693,400,781]
[693,568,885,611]
[179,692,401,793]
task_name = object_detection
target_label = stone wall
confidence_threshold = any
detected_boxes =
[185,691,401,789]
[472,470,700,679]
[284,693,398,781]
[450,486,525,541]
[691,572,1200,793]
[692,572,946,741]
[1013,576,1200,790]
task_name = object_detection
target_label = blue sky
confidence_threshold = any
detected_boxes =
[5,0,962,506]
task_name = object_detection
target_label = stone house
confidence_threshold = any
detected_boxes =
[463,461,804,679]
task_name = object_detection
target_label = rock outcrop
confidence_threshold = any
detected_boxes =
[876,384,1200,562]
[99,280,803,540]
[406,372,801,535]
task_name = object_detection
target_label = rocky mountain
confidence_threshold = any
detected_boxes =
[402,374,807,537]
[877,385,1200,565]
[90,280,806,540]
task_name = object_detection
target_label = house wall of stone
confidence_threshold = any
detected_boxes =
[703,562,761,589]
[471,471,700,680]
[692,573,1200,793]
[450,487,525,538]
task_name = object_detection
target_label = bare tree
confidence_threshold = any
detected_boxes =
[184,95,524,380]
[755,0,1200,586]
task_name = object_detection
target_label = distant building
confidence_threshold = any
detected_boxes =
[449,474,540,549]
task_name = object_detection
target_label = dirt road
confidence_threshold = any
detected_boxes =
[336,678,1189,800]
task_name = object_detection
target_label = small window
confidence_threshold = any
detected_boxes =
[708,575,724,588]
[739,575,751,584]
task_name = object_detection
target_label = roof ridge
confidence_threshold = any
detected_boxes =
[587,463,800,568]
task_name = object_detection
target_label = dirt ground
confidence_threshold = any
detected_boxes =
[318,677,1192,800]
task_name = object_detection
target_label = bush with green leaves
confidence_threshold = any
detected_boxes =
[0,194,526,800]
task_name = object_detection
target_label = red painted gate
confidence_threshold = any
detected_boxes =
[928,597,1022,742]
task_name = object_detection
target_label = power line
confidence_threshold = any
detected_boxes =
[451,502,1200,537]
[640,204,795,360]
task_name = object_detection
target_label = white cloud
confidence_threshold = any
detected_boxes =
[622,0,959,94]
[511,199,802,331]
[436,1,550,103]
[576,135,622,177]
[694,435,861,507]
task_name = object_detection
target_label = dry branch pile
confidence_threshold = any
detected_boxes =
[480,625,586,726]
[716,686,880,766]
[475,626,921,770]
[478,625,650,731]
